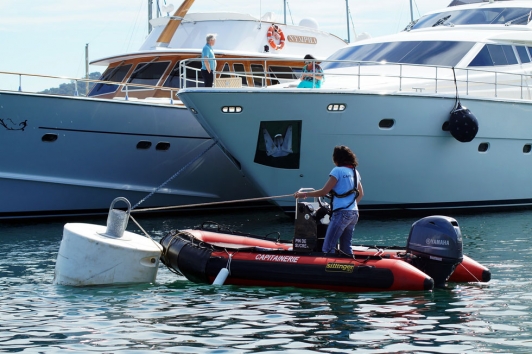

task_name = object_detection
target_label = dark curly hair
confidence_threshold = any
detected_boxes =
[332,145,358,167]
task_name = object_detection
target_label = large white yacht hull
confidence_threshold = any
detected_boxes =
[179,88,532,213]
[0,91,261,218]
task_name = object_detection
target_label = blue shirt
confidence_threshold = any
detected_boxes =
[302,63,324,88]
[201,44,216,71]
[329,166,360,211]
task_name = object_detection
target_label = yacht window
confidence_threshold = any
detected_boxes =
[269,66,297,80]
[469,46,491,66]
[516,46,531,63]
[185,60,204,87]
[411,7,532,29]
[268,66,296,86]
[156,142,170,151]
[469,44,518,66]
[489,45,507,65]
[126,61,169,90]
[251,64,266,86]
[41,133,58,142]
[219,63,232,79]
[136,141,152,149]
[323,41,475,69]
[233,63,248,86]
[163,62,182,88]
[379,119,395,129]
[88,64,132,96]
[168,60,204,88]
[502,46,518,65]
[478,142,489,153]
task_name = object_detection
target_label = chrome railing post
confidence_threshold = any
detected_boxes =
[170,89,174,104]
[399,64,402,92]
[125,85,129,101]
[435,67,438,94]
[521,74,523,100]
[74,80,79,96]
[357,62,361,90]
[18,74,21,92]
[466,69,469,95]
[264,59,267,88]
[494,72,497,98]
[180,61,184,88]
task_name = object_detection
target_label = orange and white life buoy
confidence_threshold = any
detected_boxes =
[267,24,285,50]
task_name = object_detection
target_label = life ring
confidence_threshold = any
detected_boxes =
[267,25,285,50]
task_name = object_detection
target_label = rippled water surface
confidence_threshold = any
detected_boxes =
[1,209,532,353]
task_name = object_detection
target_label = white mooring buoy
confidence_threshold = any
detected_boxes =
[54,197,162,286]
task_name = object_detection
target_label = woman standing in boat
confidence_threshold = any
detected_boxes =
[294,145,364,254]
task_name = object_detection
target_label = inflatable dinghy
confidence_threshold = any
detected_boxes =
[160,201,490,292]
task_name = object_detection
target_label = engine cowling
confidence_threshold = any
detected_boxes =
[406,215,463,288]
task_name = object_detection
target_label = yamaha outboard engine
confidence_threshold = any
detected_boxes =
[406,216,463,288]
[293,201,330,252]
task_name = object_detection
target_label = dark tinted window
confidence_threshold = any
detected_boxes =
[502,45,518,64]
[469,44,518,66]
[469,46,492,66]
[516,46,531,63]
[171,60,204,88]
[323,41,475,69]
[219,63,232,79]
[251,64,265,86]
[88,64,132,96]
[269,66,296,85]
[127,61,169,90]
[488,45,507,66]
[411,7,532,29]
[163,62,181,88]
[269,66,296,80]
[233,63,248,86]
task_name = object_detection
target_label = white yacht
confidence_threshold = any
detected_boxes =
[0,0,346,218]
[179,0,532,214]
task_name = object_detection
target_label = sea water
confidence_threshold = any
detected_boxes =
[1,208,531,353]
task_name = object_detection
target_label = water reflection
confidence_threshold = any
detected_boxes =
[1,209,532,352]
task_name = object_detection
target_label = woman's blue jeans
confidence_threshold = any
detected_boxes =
[322,209,359,254]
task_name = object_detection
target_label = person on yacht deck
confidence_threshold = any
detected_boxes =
[201,33,217,88]
[297,54,324,88]
[294,145,364,255]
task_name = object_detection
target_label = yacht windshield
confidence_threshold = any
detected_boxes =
[322,41,475,69]
[411,7,532,29]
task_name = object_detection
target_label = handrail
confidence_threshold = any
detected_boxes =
[0,70,180,102]
[177,57,532,101]
[3,56,532,102]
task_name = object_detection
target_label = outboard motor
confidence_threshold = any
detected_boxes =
[293,201,330,252]
[406,216,463,288]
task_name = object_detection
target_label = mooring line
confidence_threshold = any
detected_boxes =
[131,194,294,213]
[457,262,481,283]
[131,140,218,210]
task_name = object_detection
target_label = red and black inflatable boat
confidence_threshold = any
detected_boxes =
[160,202,490,292]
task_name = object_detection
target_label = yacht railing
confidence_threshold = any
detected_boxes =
[178,57,532,101]
[0,70,181,103]
[3,58,532,103]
